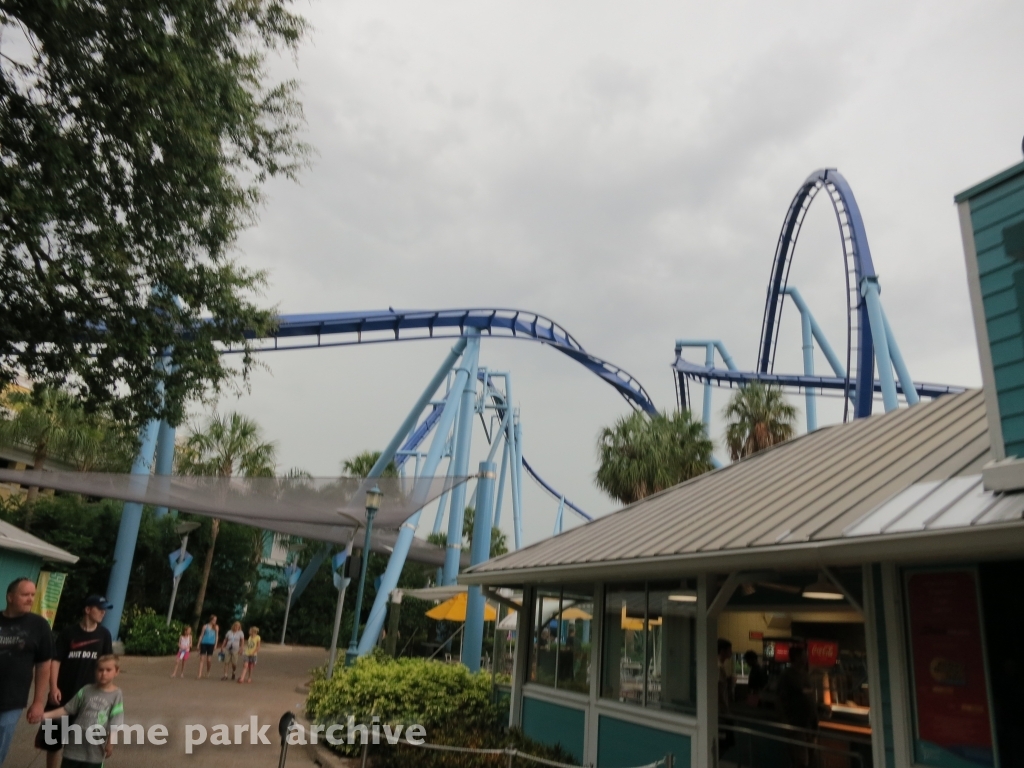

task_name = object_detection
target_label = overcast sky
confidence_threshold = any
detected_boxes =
[220,1,1024,547]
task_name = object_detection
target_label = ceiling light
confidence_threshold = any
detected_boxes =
[802,575,844,601]
[669,592,697,603]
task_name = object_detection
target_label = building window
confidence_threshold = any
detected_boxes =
[528,585,594,693]
[602,580,696,713]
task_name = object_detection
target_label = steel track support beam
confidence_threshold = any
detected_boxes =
[463,460,496,672]
[493,433,510,530]
[442,339,482,584]
[153,420,176,519]
[880,305,920,406]
[512,417,524,551]
[861,277,899,412]
[103,406,162,640]
[357,334,480,655]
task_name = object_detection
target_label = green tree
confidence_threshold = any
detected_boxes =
[341,451,398,478]
[426,505,508,558]
[176,411,276,629]
[723,383,798,460]
[595,410,714,505]
[0,1,310,430]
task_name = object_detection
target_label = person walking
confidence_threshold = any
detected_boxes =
[42,655,124,768]
[35,595,114,768]
[196,615,219,679]
[237,626,260,684]
[777,645,819,768]
[0,577,54,765]
[220,621,244,680]
[171,626,192,678]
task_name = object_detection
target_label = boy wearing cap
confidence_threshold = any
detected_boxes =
[36,596,113,768]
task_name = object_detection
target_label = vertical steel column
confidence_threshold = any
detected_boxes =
[880,306,920,405]
[463,460,496,672]
[512,417,524,551]
[153,420,176,518]
[553,496,565,535]
[861,277,899,412]
[102,413,162,640]
[799,306,817,432]
[442,344,480,584]
[701,344,714,428]
[358,333,480,654]
[492,437,510,530]
[430,455,455,536]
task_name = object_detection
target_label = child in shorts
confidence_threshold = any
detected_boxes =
[170,626,192,678]
[237,626,260,684]
[42,655,124,768]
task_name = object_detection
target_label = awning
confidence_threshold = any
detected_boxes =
[0,519,78,564]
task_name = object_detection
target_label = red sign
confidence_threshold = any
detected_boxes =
[906,570,995,766]
[765,640,790,662]
[807,639,839,668]
[748,631,763,641]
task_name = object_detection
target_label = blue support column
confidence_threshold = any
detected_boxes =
[103,415,162,640]
[553,496,565,535]
[153,420,176,518]
[701,344,714,429]
[861,277,899,412]
[463,460,496,672]
[880,306,920,406]
[430,456,455,536]
[358,333,480,655]
[442,342,481,584]
[799,306,817,433]
[512,417,524,551]
[492,436,510,530]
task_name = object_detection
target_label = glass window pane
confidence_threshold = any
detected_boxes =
[529,589,560,687]
[556,586,594,693]
[648,581,697,714]
[602,583,646,704]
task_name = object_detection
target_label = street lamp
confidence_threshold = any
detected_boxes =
[344,484,382,666]
[167,521,200,626]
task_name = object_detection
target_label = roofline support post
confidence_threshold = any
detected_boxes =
[822,566,863,614]
[357,333,480,655]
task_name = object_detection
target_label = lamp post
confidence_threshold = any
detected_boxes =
[280,543,305,645]
[167,521,200,626]
[345,485,382,667]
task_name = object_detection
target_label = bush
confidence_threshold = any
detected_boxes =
[123,607,184,656]
[306,653,575,767]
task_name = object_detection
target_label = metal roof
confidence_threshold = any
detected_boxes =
[0,519,78,564]
[462,390,1021,585]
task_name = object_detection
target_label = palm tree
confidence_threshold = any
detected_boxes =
[723,383,798,460]
[177,411,277,629]
[0,387,96,513]
[340,450,398,477]
[595,410,714,505]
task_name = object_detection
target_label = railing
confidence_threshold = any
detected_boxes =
[395,739,676,768]
[719,719,867,768]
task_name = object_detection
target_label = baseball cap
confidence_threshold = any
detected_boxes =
[85,595,114,610]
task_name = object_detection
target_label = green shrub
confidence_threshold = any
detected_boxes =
[306,653,575,766]
[123,607,183,656]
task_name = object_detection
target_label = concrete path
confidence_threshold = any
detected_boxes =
[4,644,333,768]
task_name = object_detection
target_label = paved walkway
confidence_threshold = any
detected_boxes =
[4,644,332,768]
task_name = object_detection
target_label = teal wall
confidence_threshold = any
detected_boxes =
[958,161,1024,456]
[521,696,586,763]
[596,715,691,768]
[0,548,42,610]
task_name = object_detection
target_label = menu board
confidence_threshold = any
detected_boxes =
[905,569,997,768]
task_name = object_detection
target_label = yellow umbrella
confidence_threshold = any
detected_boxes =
[425,592,497,622]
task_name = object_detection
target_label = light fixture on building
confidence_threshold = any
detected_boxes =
[802,573,844,600]
[668,591,697,603]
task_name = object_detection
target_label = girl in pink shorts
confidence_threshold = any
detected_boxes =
[171,626,192,677]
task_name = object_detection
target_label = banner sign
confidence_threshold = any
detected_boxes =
[32,571,66,627]
[763,640,790,662]
[168,550,194,579]
[905,569,997,768]
[807,639,839,668]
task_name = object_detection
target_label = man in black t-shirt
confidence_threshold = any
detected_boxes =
[0,577,54,766]
[36,595,114,767]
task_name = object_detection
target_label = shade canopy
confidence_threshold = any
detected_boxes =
[0,471,469,566]
[425,592,496,622]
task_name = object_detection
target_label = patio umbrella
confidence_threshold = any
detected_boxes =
[425,592,496,622]
[560,607,592,620]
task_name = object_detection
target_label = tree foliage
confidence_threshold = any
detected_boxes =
[595,409,714,505]
[723,383,798,460]
[341,450,398,478]
[0,0,310,429]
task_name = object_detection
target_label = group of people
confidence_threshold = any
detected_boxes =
[0,577,123,768]
[170,614,261,683]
